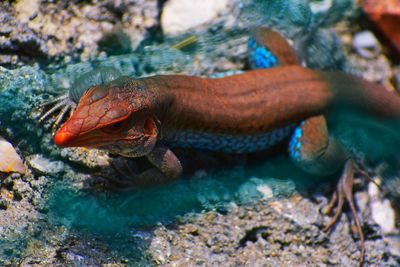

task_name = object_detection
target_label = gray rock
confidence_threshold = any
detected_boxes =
[13,180,33,200]
[352,31,380,59]
[149,195,398,266]
[26,154,64,175]
[369,180,397,234]
[0,0,159,67]
[0,196,9,210]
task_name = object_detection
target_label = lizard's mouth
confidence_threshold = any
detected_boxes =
[54,131,117,148]
[54,115,159,157]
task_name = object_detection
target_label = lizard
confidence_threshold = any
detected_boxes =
[52,28,400,266]
[37,27,289,131]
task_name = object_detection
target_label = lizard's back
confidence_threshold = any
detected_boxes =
[141,65,400,153]
[149,66,334,134]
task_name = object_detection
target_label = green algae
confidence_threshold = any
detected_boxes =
[43,156,301,264]
[47,156,299,234]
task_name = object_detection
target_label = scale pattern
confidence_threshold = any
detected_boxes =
[288,122,304,161]
[248,37,279,69]
[167,125,296,153]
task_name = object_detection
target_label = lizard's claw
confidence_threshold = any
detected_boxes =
[37,93,76,132]
[323,159,365,267]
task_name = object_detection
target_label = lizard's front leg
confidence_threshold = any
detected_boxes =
[288,115,365,266]
[130,144,182,187]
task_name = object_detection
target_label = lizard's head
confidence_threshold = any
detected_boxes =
[54,76,159,157]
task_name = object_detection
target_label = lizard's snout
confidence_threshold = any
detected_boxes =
[54,130,75,147]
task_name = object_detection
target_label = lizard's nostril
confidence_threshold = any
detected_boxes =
[54,131,74,147]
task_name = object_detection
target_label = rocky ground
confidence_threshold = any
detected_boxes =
[150,193,398,266]
[0,0,159,67]
[0,0,400,266]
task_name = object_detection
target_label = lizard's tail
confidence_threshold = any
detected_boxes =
[320,71,400,118]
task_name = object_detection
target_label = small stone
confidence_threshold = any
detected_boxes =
[26,154,64,174]
[15,0,40,24]
[310,0,334,13]
[205,212,217,221]
[256,184,273,199]
[0,196,9,210]
[183,224,199,235]
[385,235,400,257]
[368,180,397,234]
[161,0,229,35]
[1,188,14,202]
[12,180,33,200]
[352,31,380,58]
[371,198,396,234]
[29,176,46,191]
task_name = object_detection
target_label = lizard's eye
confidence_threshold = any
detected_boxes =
[102,120,126,134]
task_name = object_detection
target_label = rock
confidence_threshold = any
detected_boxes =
[0,4,48,67]
[0,188,13,210]
[371,198,396,234]
[352,31,380,58]
[346,53,392,84]
[15,0,40,24]
[26,154,64,175]
[0,197,8,210]
[310,0,332,13]
[161,0,230,35]
[148,195,397,266]
[13,179,33,200]
[236,177,295,203]
[0,136,26,174]
[59,147,111,169]
[369,180,397,234]
[385,235,400,257]
[0,0,159,67]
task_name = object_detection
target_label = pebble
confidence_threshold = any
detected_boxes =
[15,0,39,24]
[0,197,8,210]
[256,184,273,199]
[13,180,33,200]
[26,154,64,174]
[352,31,380,58]
[161,0,229,35]
[369,181,396,234]
[385,235,400,257]
[371,198,396,234]
[0,136,26,174]
[310,0,332,13]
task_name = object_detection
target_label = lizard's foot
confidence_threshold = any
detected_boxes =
[38,93,76,132]
[323,159,366,267]
[108,157,144,188]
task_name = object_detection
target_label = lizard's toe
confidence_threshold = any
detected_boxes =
[323,159,365,267]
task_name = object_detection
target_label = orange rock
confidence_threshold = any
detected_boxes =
[361,0,400,56]
[0,137,27,174]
